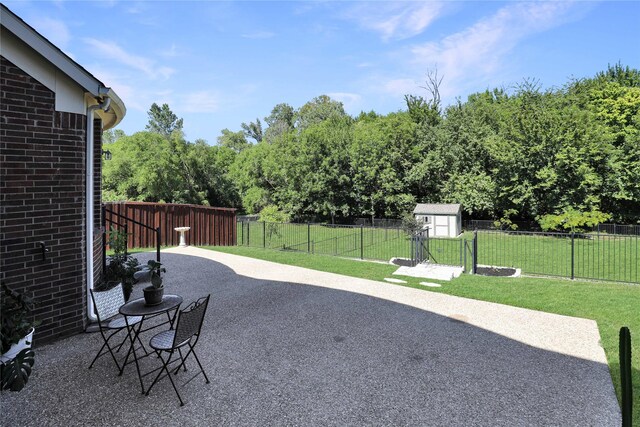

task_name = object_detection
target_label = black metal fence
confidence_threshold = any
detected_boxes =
[355,217,403,228]
[475,230,639,283]
[237,221,414,261]
[237,221,639,284]
[463,219,640,236]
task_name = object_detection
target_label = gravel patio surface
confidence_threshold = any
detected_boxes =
[1,246,620,426]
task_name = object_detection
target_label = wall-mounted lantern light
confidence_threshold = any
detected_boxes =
[101,149,112,160]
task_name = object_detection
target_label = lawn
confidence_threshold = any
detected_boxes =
[204,244,640,424]
[237,222,640,283]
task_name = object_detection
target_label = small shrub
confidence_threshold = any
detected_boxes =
[401,212,422,235]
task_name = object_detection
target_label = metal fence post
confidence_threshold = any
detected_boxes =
[101,229,107,273]
[156,226,161,263]
[571,231,575,280]
[472,230,478,274]
[124,224,129,256]
[263,221,266,248]
[101,205,108,273]
[620,326,633,427]
[463,240,468,273]
[247,221,250,246]
[425,228,429,262]
[307,223,311,253]
[360,225,364,259]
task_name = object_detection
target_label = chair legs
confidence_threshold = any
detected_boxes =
[174,343,210,384]
[189,345,210,385]
[146,344,210,406]
[146,350,184,406]
[89,329,123,371]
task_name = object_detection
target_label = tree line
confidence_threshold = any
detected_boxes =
[103,64,640,228]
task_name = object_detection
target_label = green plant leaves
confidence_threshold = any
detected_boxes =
[1,348,35,392]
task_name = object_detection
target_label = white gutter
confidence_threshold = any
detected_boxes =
[86,97,111,322]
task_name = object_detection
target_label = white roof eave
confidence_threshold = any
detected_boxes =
[1,4,126,126]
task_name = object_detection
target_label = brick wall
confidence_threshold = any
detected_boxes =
[0,56,88,344]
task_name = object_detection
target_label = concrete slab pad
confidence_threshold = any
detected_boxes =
[1,246,620,426]
[393,263,463,281]
[420,282,442,288]
[384,277,407,284]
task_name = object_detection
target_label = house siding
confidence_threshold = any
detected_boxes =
[0,56,87,344]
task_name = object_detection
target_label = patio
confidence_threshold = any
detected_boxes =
[1,247,620,426]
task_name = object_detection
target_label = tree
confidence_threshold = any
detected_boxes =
[102,128,126,144]
[538,209,611,232]
[350,112,418,221]
[404,69,443,126]
[217,129,250,153]
[145,103,184,137]
[241,118,263,143]
[264,103,295,142]
[294,95,347,131]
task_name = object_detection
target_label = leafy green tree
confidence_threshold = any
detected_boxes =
[102,128,126,144]
[217,129,250,153]
[539,209,611,232]
[228,141,274,213]
[264,103,295,142]
[351,112,418,221]
[404,69,443,126]
[294,95,347,131]
[265,117,353,222]
[102,131,239,207]
[241,118,263,143]
[145,103,184,137]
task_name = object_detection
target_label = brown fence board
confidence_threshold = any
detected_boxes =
[104,202,236,249]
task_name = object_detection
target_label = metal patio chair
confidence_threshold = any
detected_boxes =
[89,284,144,371]
[145,295,211,406]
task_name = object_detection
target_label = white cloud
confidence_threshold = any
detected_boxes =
[381,2,581,98]
[327,92,362,112]
[84,38,175,80]
[343,2,445,41]
[181,91,220,113]
[31,17,71,48]
[160,43,181,59]
[241,31,275,39]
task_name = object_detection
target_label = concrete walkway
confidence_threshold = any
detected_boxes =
[2,246,620,426]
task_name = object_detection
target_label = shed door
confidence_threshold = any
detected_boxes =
[434,215,449,237]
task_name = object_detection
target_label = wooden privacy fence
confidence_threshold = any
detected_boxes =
[103,202,236,248]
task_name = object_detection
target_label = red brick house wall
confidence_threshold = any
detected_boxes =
[0,56,100,344]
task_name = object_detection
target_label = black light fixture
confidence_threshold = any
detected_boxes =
[101,149,112,160]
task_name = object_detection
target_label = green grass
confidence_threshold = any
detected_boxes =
[105,247,165,257]
[237,222,640,283]
[205,244,640,423]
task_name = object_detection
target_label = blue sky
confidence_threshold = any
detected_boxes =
[6,1,640,142]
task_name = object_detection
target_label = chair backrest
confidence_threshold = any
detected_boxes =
[173,295,210,347]
[91,284,125,322]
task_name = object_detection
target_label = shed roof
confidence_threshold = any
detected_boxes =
[1,4,126,129]
[413,203,461,215]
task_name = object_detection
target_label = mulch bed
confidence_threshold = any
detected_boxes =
[476,266,517,277]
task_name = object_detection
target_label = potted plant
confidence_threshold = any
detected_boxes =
[0,283,39,392]
[104,227,140,301]
[135,260,166,306]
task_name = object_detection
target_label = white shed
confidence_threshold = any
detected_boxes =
[413,203,462,238]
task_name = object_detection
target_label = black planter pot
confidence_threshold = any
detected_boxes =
[143,286,164,306]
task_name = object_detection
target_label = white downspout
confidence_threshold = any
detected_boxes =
[86,98,110,322]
